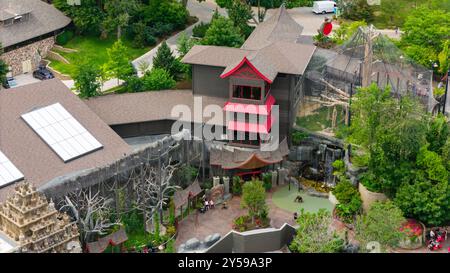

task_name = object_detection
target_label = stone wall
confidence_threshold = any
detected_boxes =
[205,223,297,253]
[358,183,388,212]
[1,37,55,76]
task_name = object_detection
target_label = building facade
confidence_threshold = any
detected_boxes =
[0,0,71,76]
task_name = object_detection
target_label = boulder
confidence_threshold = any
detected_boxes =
[204,233,221,247]
[185,238,200,250]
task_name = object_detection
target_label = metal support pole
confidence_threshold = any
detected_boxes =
[443,69,449,115]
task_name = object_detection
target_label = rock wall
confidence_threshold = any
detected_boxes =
[358,183,388,212]
[1,37,55,76]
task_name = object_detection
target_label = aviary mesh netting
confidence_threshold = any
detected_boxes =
[298,26,438,136]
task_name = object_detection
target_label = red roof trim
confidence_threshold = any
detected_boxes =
[222,153,282,170]
[221,57,273,83]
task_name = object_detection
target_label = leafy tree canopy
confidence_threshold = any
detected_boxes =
[290,209,344,253]
[354,201,405,252]
[74,62,101,98]
[202,17,245,48]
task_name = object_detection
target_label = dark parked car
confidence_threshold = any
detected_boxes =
[33,66,54,80]
[2,77,18,89]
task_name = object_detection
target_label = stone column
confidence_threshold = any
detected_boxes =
[271,171,278,188]
[223,176,230,195]
[278,168,288,185]
[213,176,220,188]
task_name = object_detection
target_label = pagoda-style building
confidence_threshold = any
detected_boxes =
[0,181,81,253]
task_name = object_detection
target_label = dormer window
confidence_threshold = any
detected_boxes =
[232,85,262,101]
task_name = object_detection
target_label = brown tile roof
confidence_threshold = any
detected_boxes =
[84,90,228,126]
[182,6,315,81]
[0,0,71,48]
[0,79,131,201]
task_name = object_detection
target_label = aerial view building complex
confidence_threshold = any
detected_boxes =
[0,0,449,263]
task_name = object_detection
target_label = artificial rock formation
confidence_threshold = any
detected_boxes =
[0,181,81,253]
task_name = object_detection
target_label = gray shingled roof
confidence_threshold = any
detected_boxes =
[0,0,71,48]
[84,90,228,126]
[242,7,304,50]
[0,79,131,201]
[182,6,315,82]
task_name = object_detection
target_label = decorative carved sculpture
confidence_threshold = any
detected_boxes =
[0,181,81,253]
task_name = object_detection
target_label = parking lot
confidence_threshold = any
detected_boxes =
[10,73,41,88]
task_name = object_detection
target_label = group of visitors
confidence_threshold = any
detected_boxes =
[198,196,214,213]
[428,227,448,251]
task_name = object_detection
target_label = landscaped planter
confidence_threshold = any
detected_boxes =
[358,183,388,212]
[397,219,426,250]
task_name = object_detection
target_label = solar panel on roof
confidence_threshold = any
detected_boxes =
[0,151,24,188]
[21,103,103,163]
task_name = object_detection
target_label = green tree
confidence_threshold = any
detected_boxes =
[394,146,450,226]
[438,40,449,74]
[354,201,406,252]
[332,21,367,45]
[348,84,428,195]
[340,0,374,22]
[426,114,450,155]
[74,62,101,98]
[142,0,189,30]
[177,33,197,58]
[153,42,185,80]
[202,17,245,48]
[400,6,450,67]
[103,0,138,39]
[54,0,105,35]
[290,209,344,253]
[241,179,267,223]
[142,68,176,91]
[103,39,134,84]
[332,180,362,223]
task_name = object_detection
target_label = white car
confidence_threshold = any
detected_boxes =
[312,1,336,14]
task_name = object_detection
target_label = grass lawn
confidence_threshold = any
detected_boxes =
[48,35,152,78]
[272,185,333,213]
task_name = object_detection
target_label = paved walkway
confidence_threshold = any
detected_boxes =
[175,187,296,249]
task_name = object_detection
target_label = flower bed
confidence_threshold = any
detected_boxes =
[398,219,425,250]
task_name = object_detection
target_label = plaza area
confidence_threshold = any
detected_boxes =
[174,185,335,249]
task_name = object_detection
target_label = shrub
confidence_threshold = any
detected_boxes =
[290,209,344,253]
[56,30,74,46]
[192,22,210,38]
[142,68,176,91]
[332,180,362,223]
[262,172,272,192]
[166,225,176,238]
[292,131,308,146]
[121,209,144,235]
[232,176,243,195]
[241,179,267,223]
[354,201,406,252]
[124,75,144,93]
